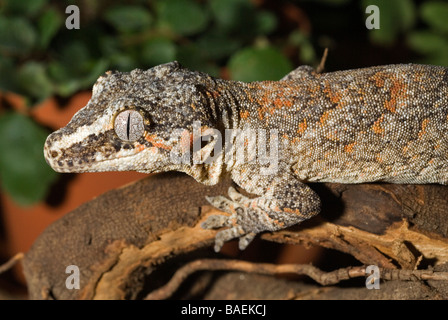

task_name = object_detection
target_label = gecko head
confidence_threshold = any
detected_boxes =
[44,61,219,174]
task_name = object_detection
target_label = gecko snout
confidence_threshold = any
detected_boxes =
[43,133,62,171]
[43,132,77,173]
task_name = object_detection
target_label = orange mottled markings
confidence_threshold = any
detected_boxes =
[257,106,265,120]
[273,219,285,227]
[273,97,293,109]
[371,72,409,113]
[283,207,301,216]
[190,103,196,110]
[326,130,339,141]
[206,90,220,99]
[144,133,172,150]
[413,71,424,83]
[323,81,343,105]
[370,72,385,87]
[418,118,429,139]
[134,144,146,152]
[240,110,249,119]
[297,118,307,136]
[254,83,296,121]
[319,110,331,125]
[372,114,385,135]
[386,77,409,113]
[267,86,294,113]
[344,141,356,153]
[375,153,383,163]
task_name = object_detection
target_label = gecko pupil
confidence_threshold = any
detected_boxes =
[126,112,131,140]
[114,109,145,142]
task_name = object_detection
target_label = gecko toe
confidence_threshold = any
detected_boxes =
[238,232,256,250]
[213,226,245,252]
[201,214,230,229]
[206,195,238,213]
[227,187,248,203]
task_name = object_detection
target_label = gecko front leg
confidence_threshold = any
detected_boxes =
[202,168,321,251]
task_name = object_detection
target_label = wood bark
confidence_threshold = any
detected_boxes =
[22,173,448,299]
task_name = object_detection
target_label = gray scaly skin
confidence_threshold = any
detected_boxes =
[44,61,448,251]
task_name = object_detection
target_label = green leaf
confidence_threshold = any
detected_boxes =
[17,62,53,103]
[49,58,108,97]
[4,0,47,16]
[104,5,152,33]
[156,0,208,36]
[176,44,219,76]
[0,56,17,92]
[209,0,274,37]
[196,31,242,60]
[0,113,57,206]
[80,58,109,88]
[407,31,448,66]
[100,36,120,57]
[228,47,293,82]
[309,0,351,4]
[109,54,140,72]
[255,11,277,35]
[421,1,448,34]
[210,0,253,32]
[141,37,177,66]
[0,17,37,55]
[48,41,108,96]
[38,8,63,49]
[407,31,448,55]
[362,0,416,45]
[288,30,317,64]
[59,41,90,72]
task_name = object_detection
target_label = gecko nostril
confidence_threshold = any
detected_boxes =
[51,151,58,158]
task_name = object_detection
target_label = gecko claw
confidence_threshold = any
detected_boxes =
[212,226,246,252]
[203,189,261,251]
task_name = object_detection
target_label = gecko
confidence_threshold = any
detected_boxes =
[44,61,448,252]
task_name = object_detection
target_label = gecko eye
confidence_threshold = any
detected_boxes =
[114,110,145,142]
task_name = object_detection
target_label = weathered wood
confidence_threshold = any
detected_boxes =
[22,173,448,299]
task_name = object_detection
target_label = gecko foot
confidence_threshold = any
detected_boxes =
[201,187,271,252]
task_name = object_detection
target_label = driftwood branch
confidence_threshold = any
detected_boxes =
[0,253,24,274]
[21,173,448,299]
[145,258,448,300]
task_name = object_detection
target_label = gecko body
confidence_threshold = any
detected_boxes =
[44,62,448,251]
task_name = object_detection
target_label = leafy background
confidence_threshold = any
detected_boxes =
[0,0,447,206]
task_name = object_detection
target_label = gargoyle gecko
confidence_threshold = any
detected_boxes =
[44,61,448,251]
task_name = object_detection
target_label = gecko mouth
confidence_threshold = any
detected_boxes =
[44,135,168,174]
[44,144,140,173]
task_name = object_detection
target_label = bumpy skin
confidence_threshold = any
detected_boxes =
[44,61,448,251]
